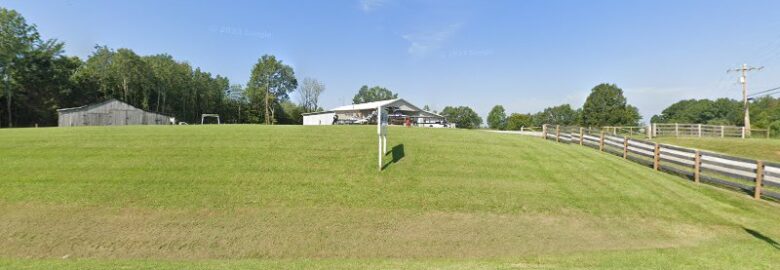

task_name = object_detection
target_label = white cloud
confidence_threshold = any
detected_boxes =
[359,0,387,12]
[402,23,462,57]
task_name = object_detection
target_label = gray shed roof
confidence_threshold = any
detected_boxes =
[57,98,172,117]
[57,98,123,113]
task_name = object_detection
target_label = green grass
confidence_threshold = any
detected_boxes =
[654,137,780,162]
[1,125,779,269]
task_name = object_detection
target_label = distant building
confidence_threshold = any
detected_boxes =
[302,98,453,127]
[57,99,173,127]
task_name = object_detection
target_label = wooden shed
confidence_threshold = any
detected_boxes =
[57,99,173,127]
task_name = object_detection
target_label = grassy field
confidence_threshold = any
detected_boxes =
[653,137,780,162]
[1,125,779,269]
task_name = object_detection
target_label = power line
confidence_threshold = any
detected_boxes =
[748,85,780,98]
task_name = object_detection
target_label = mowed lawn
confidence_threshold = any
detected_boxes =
[654,137,780,163]
[0,125,779,269]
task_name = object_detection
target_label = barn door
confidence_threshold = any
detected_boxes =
[112,110,127,125]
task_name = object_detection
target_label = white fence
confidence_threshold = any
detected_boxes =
[541,124,780,202]
[652,123,746,138]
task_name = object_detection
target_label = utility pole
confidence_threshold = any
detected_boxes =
[728,64,763,135]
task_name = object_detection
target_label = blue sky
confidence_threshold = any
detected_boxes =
[5,0,780,122]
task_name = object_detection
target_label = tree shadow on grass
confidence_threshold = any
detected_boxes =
[381,144,404,171]
[744,227,780,250]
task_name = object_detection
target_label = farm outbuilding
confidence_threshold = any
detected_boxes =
[57,99,173,127]
[302,98,453,127]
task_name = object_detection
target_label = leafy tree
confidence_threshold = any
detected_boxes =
[532,104,579,126]
[651,98,741,125]
[441,106,482,129]
[0,8,48,127]
[297,77,325,113]
[0,8,245,127]
[506,113,534,130]
[74,46,233,123]
[423,105,430,111]
[352,85,397,104]
[487,105,507,130]
[246,55,297,124]
[277,100,304,124]
[581,83,641,126]
[747,96,780,130]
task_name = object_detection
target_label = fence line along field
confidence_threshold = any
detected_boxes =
[544,125,780,202]
[653,137,780,163]
[1,125,780,269]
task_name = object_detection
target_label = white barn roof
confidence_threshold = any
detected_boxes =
[302,98,444,118]
[331,98,422,112]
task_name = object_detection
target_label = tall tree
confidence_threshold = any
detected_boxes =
[0,8,45,127]
[297,77,325,112]
[506,113,534,130]
[581,83,641,127]
[352,85,397,104]
[246,55,297,124]
[441,106,482,129]
[532,104,579,126]
[487,105,507,130]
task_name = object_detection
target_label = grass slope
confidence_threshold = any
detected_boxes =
[1,125,779,269]
[654,137,780,162]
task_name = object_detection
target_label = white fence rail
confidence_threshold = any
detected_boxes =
[652,123,746,138]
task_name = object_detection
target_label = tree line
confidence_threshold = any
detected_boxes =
[488,83,641,130]
[651,96,780,134]
[0,7,326,127]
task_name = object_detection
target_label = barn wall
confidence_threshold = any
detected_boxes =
[57,100,171,127]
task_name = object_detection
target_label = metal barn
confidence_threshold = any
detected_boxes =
[57,99,173,127]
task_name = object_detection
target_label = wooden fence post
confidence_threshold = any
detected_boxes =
[599,131,605,152]
[556,125,560,142]
[675,123,679,137]
[697,124,702,137]
[755,160,764,200]
[721,125,724,138]
[542,125,547,140]
[623,136,628,159]
[579,127,584,146]
[741,127,746,139]
[694,150,701,183]
[653,143,660,171]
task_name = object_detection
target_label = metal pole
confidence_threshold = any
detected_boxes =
[378,134,382,171]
